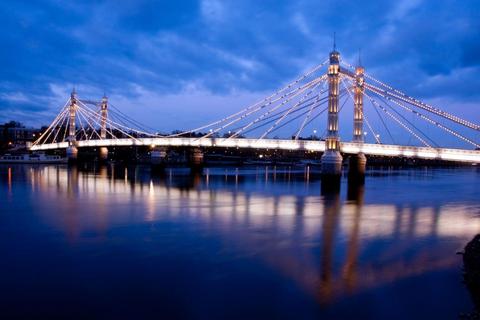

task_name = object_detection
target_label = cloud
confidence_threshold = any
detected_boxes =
[200,0,225,23]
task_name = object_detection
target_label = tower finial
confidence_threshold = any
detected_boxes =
[358,48,362,66]
[333,32,336,50]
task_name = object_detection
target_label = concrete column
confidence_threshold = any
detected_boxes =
[321,48,343,177]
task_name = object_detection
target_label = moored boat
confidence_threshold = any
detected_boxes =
[0,153,67,164]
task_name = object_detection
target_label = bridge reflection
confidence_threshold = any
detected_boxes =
[3,164,480,304]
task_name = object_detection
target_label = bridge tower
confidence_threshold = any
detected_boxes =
[321,43,343,178]
[349,61,367,180]
[66,89,78,161]
[99,95,109,161]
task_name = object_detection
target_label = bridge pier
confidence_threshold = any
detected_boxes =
[321,151,343,176]
[189,147,204,172]
[348,153,366,183]
[99,147,109,162]
[151,147,167,174]
[66,145,78,163]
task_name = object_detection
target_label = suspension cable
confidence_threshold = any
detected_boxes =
[50,110,69,144]
[340,77,381,144]
[244,91,333,137]
[214,75,327,140]
[32,100,70,145]
[258,80,326,139]
[229,93,329,135]
[78,100,158,138]
[76,103,142,142]
[364,91,432,148]
[370,88,480,149]
[171,58,330,136]
[365,82,480,131]
[295,81,328,140]
[342,77,395,144]
[35,106,69,145]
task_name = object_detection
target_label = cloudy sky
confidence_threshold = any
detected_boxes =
[0,0,479,146]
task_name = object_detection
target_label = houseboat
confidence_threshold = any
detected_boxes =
[0,153,67,164]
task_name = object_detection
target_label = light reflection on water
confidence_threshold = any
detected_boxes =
[1,164,480,319]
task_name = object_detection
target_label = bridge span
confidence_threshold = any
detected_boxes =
[30,47,480,171]
[30,137,480,164]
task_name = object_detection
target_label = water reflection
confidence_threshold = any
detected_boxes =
[1,164,479,317]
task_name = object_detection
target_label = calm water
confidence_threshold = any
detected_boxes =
[1,164,480,319]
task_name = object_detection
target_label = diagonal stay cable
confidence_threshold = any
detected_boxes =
[371,88,480,149]
[366,89,440,147]
[301,90,350,140]
[77,103,141,142]
[340,77,381,144]
[295,81,329,140]
[242,92,333,137]
[170,58,330,136]
[211,75,327,140]
[364,91,433,148]
[228,93,330,134]
[32,100,70,145]
[365,82,480,131]
[258,80,327,139]
[342,77,395,144]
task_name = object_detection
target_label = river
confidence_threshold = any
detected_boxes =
[1,164,479,319]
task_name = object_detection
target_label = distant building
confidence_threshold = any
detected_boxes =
[0,121,41,149]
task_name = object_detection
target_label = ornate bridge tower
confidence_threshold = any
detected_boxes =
[99,95,109,161]
[66,89,78,161]
[353,64,364,144]
[349,62,367,180]
[321,45,343,177]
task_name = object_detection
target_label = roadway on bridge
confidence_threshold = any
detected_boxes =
[29,137,480,163]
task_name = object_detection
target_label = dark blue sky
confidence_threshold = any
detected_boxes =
[0,0,479,146]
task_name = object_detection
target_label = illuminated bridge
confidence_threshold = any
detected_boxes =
[30,45,480,171]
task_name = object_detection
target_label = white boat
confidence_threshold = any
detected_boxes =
[0,153,67,164]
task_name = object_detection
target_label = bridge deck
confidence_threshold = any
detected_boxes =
[29,137,480,163]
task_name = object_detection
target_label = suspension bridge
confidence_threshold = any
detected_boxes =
[30,46,480,175]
